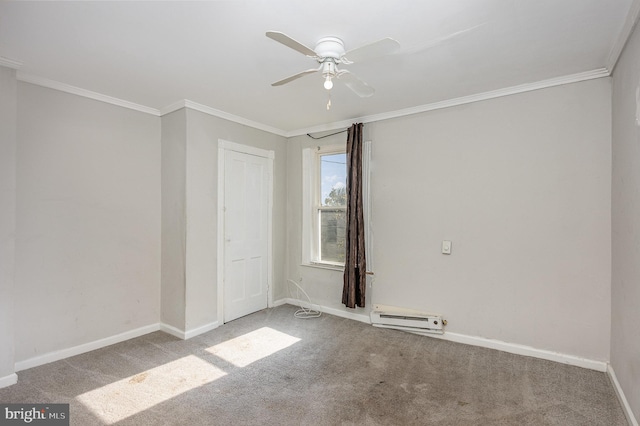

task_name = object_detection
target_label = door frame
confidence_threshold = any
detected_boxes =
[217,139,274,324]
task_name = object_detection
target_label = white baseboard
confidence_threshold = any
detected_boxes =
[185,321,219,340]
[608,364,639,426]
[431,331,608,372]
[275,298,370,324]
[15,323,161,372]
[159,321,220,340]
[10,302,611,382]
[271,298,289,308]
[13,319,219,373]
[278,298,607,372]
[159,323,187,339]
[0,373,18,389]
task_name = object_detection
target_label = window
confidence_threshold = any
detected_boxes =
[317,151,347,264]
[302,141,369,270]
[302,145,346,268]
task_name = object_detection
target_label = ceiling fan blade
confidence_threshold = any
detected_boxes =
[266,31,318,58]
[271,67,320,86]
[337,70,375,97]
[342,37,400,64]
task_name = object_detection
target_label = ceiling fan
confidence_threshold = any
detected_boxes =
[266,31,400,97]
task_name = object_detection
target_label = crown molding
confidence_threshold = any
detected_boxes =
[159,99,187,116]
[14,67,610,139]
[286,68,611,137]
[606,0,640,73]
[12,71,287,136]
[0,56,22,70]
[161,99,288,137]
[17,72,161,116]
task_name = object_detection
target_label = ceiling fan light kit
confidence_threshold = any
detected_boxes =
[322,61,336,90]
[266,31,400,100]
[323,75,333,90]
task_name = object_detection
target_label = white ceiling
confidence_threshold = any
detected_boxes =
[0,1,635,135]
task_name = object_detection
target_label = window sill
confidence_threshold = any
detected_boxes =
[301,262,344,272]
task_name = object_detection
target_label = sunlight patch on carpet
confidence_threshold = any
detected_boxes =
[76,355,226,424]
[206,327,300,367]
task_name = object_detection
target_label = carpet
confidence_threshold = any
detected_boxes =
[0,304,627,425]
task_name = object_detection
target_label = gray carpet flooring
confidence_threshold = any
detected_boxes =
[0,304,627,425]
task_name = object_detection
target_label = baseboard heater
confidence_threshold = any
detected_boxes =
[370,304,445,335]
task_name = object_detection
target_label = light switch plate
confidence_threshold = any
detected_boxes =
[442,240,452,255]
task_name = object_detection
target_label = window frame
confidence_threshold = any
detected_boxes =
[315,148,347,266]
[302,144,346,269]
[301,141,371,271]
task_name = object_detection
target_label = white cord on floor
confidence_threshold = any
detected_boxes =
[287,279,321,319]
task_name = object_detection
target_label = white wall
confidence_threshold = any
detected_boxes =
[15,83,161,362]
[287,78,612,361]
[611,17,640,422]
[0,66,17,385]
[161,109,187,330]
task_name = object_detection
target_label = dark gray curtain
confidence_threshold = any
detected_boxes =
[342,123,366,308]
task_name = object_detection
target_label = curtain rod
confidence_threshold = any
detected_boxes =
[306,129,348,140]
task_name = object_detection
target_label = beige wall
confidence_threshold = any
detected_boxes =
[611,16,640,422]
[185,109,288,326]
[0,66,17,383]
[287,78,612,361]
[160,109,187,330]
[2,55,620,392]
[10,81,287,367]
[286,131,361,315]
[160,108,288,334]
[14,83,161,362]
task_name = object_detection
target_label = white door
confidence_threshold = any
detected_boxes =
[223,150,269,322]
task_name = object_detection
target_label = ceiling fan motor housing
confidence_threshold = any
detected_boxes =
[315,36,345,61]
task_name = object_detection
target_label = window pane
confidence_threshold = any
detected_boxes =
[320,153,346,207]
[319,210,346,263]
